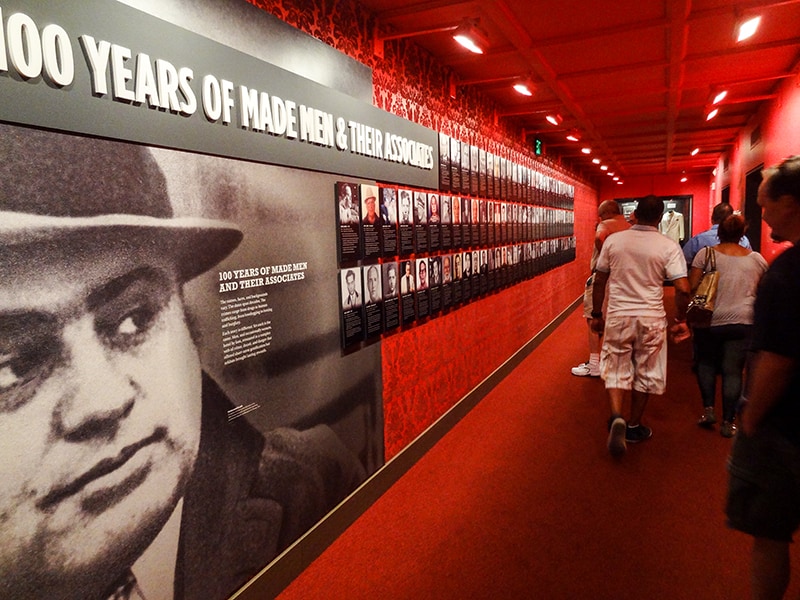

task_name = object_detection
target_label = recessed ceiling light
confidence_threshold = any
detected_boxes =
[566,131,580,142]
[737,16,761,42]
[706,108,719,121]
[613,177,619,181]
[713,91,727,104]
[513,81,534,96]
[546,114,563,126]
[581,147,591,154]
[681,176,688,182]
[691,148,700,156]
[452,20,489,54]
[592,158,600,164]
[600,165,608,171]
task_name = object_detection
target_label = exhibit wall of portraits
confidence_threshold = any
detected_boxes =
[0,0,592,598]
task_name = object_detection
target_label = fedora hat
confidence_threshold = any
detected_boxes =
[0,123,243,281]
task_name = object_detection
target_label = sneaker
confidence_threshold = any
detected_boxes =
[571,362,600,377]
[698,407,717,429]
[625,424,653,443]
[720,421,737,438]
[607,417,627,456]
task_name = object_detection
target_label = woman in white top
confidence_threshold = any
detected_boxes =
[689,214,768,437]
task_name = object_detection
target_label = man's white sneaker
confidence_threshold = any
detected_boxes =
[571,362,600,377]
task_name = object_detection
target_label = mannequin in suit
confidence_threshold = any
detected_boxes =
[660,209,685,243]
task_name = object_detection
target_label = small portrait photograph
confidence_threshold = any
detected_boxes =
[442,254,452,283]
[341,267,363,310]
[382,261,399,298]
[416,257,429,290]
[428,193,441,223]
[338,181,359,224]
[398,189,414,224]
[429,256,442,286]
[440,195,452,224]
[452,196,462,224]
[364,264,382,304]
[462,251,473,277]
[361,184,381,225]
[472,250,480,274]
[480,249,488,274]
[400,259,416,293]
[380,186,397,225]
[454,252,463,280]
[414,191,427,225]
[461,197,471,224]
[494,201,502,224]
[471,198,479,223]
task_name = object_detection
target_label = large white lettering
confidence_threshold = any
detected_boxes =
[1,11,73,86]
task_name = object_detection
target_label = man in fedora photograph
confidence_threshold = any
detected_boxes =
[0,124,366,600]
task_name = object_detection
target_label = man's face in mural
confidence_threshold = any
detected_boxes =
[0,239,202,598]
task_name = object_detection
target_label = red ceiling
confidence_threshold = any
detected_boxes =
[361,0,800,181]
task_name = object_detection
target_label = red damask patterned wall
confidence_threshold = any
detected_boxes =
[248,0,598,459]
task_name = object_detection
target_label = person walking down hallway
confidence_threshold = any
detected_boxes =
[689,214,767,437]
[571,200,630,377]
[726,156,800,600]
[683,202,752,268]
[591,195,691,456]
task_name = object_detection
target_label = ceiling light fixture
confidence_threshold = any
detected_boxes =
[452,19,489,54]
[373,18,487,57]
[592,158,600,164]
[681,176,688,182]
[581,147,591,154]
[546,114,563,126]
[513,79,535,96]
[691,148,700,156]
[706,108,719,120]
[600,165,608,171]
[566,130,580,142]
[712,90,728,104]
[737,16,761,42]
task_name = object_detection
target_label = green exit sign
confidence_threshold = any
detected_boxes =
[534,138,544,155]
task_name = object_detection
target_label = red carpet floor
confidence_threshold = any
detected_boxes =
[277,298,800,599]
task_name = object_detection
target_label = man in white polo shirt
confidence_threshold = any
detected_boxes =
[591,195,691,456]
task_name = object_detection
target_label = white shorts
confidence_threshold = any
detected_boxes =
[600,315,668,394]
[581,273,594,319]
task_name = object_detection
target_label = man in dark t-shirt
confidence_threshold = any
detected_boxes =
[726,155,800,600]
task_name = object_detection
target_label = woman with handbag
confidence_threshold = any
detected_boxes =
[688,214,768,436]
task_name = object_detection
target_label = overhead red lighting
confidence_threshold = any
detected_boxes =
[706,108,719,121]
[737,16,761,42]
[452,20,489,54]
[513,81,534,96]
[546,114,563,126]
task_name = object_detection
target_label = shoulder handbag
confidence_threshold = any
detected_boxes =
[686,246,719,328]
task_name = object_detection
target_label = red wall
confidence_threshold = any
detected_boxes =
[716,70,800,263]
